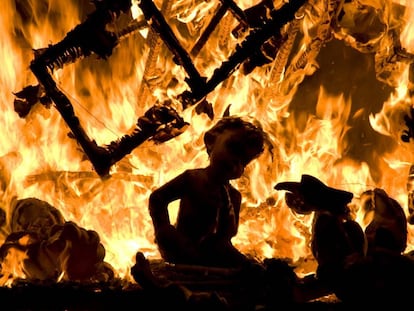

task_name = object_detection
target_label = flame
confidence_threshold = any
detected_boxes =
[1,0,414,284]
[0,235,30,286]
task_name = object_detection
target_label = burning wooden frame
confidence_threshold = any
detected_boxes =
[13,0,414,179]
[13,0,305,178]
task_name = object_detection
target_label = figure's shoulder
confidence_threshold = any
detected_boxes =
[182,168,206,179]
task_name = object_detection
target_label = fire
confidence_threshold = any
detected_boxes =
[1,0,414,285]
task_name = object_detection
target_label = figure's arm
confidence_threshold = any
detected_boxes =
[216,186,242,239]
[229,188,242,238]
[148,171,189,232]
[149,170,201,261]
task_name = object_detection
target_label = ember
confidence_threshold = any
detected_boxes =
[1,0,414,309]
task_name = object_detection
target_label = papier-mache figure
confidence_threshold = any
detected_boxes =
[0,197,114,283]
[275,175,414,305]
[148,116,266,268]
[275,174,366,286]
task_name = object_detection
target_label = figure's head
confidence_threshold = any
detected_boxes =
[204,116,265,180]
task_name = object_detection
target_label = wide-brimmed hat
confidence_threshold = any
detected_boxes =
[274,174,353,214]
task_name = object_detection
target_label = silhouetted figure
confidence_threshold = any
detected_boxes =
[148,116,266,268]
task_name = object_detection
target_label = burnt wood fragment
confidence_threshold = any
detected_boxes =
[31,0,133,73]
[141,0,306,108]
[402,105,414,142]
[190,0,249,58]
[13,84,51,118]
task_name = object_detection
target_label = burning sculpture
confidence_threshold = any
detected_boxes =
[0,197,113,283]
[2,0,414,308]
[275,175,414,304]
[149,116,266,268]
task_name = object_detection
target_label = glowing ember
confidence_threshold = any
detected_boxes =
[1,0,414,286]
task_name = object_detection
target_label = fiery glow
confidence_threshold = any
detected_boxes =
[1,0,414,284]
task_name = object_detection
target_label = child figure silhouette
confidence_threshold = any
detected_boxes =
[149,116,266,267]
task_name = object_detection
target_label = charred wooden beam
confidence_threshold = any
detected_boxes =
[136,0,174,109]
[28,58,187,178]
[14,0,145,118]
[13,15,147,117]
[179,0,307,107]
[190,0,249,57]
[24,0,187,178]
[403,107,414,142]
[32,0,133,73]
[31,53,187,178]
[16,0,188,179]
[30,62,113,177]
[138,0,207,95]
[104,104,189,167]
[190,3,230,58]
[220,0,248,24]
[139,0,305,108]
[24,171,153,186]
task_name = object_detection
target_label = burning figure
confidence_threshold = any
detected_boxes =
[275,175,366,288]
[275,175,414,304]
[0,197,113,283]
[148,116,266,268]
